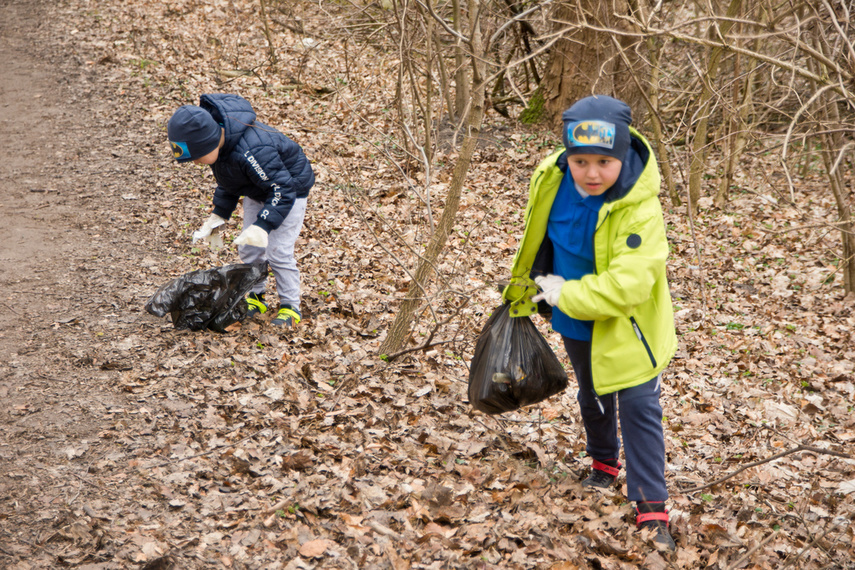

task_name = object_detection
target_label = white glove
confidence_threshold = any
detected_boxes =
[192,214,227,243]
[532,274,566,306]
[233,224,269,248]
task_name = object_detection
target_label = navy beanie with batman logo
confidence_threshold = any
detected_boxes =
[167,105,222,163]
[562,95,632,161]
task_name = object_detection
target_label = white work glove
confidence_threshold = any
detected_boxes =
[192,214,227,243]
[532,274,566,306]
[233,224,269,248]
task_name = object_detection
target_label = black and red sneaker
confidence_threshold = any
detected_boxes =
[581,458,620,489]
[636,501,676,551]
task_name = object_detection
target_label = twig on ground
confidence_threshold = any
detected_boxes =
[726,529,778,570]
[148,428,269,469]
[680,444,851,493]
[781,517,848,569]
[0,543,16,557]
[383,338,454,360]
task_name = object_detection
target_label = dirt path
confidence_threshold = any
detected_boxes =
[0,4,317,567]
[0,0,83,338]
[0,2,158,566]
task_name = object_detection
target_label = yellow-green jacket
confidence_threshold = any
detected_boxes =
[502,129,677,395]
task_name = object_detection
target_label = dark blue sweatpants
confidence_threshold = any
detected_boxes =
[563,337,668,503]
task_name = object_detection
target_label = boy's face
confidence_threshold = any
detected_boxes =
[567,153,623,195]
[192,146,219,165]
[191,129,224,165]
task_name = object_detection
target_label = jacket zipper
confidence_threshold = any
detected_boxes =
[630,316,658,368]
[590,208,611,412]
[595,209,612,233]
[587,341,606,415]
[592,209,611,274]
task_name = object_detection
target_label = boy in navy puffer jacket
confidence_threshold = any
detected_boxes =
[167,94,315,328]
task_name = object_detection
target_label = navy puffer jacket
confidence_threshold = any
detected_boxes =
[200,94,315,233]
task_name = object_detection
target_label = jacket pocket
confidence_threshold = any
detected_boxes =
[630,316,657,368]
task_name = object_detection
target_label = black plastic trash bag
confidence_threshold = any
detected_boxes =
[145,262,268,333]
[468,304,569,414]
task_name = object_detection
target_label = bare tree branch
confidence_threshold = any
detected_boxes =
[681,444,852,494]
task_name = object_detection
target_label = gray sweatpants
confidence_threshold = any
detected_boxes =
[239,197,307,312]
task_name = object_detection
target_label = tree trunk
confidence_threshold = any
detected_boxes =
[380,0,488,356]
[452,0,469,122]
[644,31,680,207]
[814,89,855,294]
[540,0,640,124]
[715,27,758,208]
[687,0,742,213]
[807,20,854,294]
[259,0,277,66]
[819,126,855,294]
[541,0,613,121]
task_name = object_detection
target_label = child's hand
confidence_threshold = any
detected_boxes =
[233,225,268,248]
[192,214,227,243]
[532,274,566,306]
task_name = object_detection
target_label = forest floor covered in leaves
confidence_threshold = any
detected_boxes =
[0,0,853,568]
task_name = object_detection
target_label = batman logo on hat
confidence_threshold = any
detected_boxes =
[171,141,191,160]
[568,120,616,149]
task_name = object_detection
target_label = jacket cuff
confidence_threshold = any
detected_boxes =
[253,219,275,233]
[212,205,233,221]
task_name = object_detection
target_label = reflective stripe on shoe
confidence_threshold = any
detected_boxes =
[271,306,301,327]
[246,294,268,317]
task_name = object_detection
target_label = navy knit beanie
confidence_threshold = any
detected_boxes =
[167,105,221,162]
[561,95,632,161]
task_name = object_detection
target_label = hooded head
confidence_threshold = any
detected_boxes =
[561,95,632,161]
[167,105,221,163]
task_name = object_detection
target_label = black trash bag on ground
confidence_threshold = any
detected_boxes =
[145,262,268,333]
[468,304,569,414]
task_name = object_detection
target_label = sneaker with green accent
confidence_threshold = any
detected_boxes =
[246,293,268,318]
[272,305,301,328]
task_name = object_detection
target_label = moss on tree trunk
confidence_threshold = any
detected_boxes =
[519,88,545,124]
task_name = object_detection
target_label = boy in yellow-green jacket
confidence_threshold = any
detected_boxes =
[503,95,678,550]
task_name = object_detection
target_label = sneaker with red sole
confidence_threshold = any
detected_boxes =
[581,458,621,489]
[636,501,676,551]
